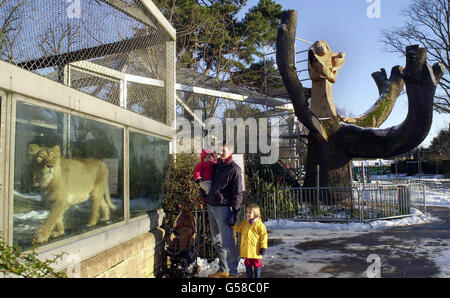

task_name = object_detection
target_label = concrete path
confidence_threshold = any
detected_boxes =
[257,207,450,278]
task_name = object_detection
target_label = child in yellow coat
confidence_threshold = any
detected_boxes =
[232,204,268,278]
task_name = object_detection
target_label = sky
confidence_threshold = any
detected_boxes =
[239,0,449,147]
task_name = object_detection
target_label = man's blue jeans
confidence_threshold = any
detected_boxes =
[207,205,239,276]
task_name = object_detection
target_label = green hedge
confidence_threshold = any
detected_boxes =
[163,154,202,220]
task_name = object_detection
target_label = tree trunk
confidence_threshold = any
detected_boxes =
[276,10,444,190]
[303,121,352,188]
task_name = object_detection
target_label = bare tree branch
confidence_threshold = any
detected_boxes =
[340,66,405,128]
[380,0,449,113]
[276,10,327,143]
[341,47,444,158]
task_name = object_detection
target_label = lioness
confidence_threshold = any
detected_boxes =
[27,144,117,243]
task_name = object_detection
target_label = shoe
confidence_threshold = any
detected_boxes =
[208,270,230,278]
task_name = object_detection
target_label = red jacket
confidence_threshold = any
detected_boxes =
[193,149,216,181]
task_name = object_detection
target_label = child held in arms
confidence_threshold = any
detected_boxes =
[232,204,268,278]
[193,148,216,205]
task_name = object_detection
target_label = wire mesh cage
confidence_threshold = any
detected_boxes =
[0,0,173,125]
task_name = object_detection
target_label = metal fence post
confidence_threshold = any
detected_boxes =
[361,162,366,189]
[422,184,427,213]
[273,190,277,219]
[349,162,354,188]
[359,188,363,222]
[316,165,320,208]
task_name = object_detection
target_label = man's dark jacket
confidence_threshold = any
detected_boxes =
[206,158,243,212]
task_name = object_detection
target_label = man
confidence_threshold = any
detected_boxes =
[206,143,243,278]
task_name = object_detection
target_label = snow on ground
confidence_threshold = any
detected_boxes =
[370,175,450,207]
[429,242,450,278]
[425,190,450,207]
[195,207,442,277]
[264,208,436,232]
[13,210,49,221]
[194,179,450,277]
[370,174,448,181]
[260,208,446,277]
[195,258,248,277]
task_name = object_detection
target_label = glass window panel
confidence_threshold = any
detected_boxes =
[13,101,124,249]
[129,131,169,218]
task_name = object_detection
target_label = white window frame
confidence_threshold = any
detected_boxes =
[0,60,174,271]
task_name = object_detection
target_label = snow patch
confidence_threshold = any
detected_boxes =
[13,210,49,221]
[194,258,247,278]
[264,208,435,232]
[431,244,450,278]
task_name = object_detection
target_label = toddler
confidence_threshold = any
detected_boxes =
[193,148,216,202]
[232,204,268,278]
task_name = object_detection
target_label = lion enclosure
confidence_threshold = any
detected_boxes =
[0,0,176,277]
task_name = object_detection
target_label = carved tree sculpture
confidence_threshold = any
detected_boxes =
[276,10,445,188]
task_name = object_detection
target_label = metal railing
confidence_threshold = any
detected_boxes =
[244,183,427,223]
[370,177,449,194]
[357,183,426,221]
[177,183,426,261]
